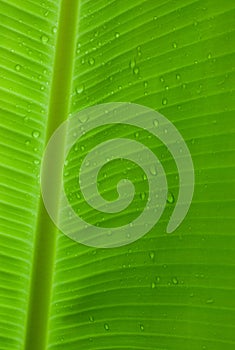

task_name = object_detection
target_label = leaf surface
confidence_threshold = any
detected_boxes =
[0,0,235,350]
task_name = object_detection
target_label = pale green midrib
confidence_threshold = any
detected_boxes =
[24,1,80,350]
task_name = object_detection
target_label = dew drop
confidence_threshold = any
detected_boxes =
[172,42,177,49]
[104,323,110,331]
[40,35,49,44]
[76,85,84,95]
[89,316,94,322]
[140,192,146,200]
[25,140,30,146]
[151,282,156,289]
[150,164,157,175]
[88,57,95,66]
[15,64,21,71]
[134,131,139,139]
[162,98,168,106]
[172,277,178,285]
[149,252,155,259]
[32,131,40,138]
[176,73,181,80]
[167,192,174,204]
[143,81,148,88]
[33,159,40,165]
[129,58,136,70]
[140,324,144,331]
[115,32,120,38]
[52,26,57,34]
[153,119,159,128]
[133,67,139,75]
[207,52,212,59]
[206,298,214,304]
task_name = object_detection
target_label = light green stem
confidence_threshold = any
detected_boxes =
[24,1,80,349]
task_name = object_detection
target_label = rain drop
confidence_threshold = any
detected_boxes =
[162,98,168,106]
[129,58,136,70]
[133,67,139,75]
[40,35,49,44]
[176,73,181,80]
[88,57,95,66]
[76,85,84,95]
[153,119,159,128]
[32,131,40,138]
[15,64,21,71]
[104,323,110,331]
[167,192,174,204]
[172,277,178,285]
[150,164,157,175]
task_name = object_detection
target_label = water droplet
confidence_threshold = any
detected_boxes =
[165,85,169,90]
[137,46,142,57]
[143,81,148,88]
[151,282,156,289]
[172,277,178,285]
[115,32,120,38]
[153,119,159,128]
[129,58,136,69]
[79,114,88,123]
[25,140,30,146]
[176,73,181,80]
[52,26,57,34]
[207,52,212,59]
[206,298,214,304]
[33,159,40,165]
[167,192,174,204]
[134,131,139,139]
[133,67,139,75]
[172,42,177,49]
[150,164,157,175]
[88,57,95,66]
[32,131,40,138]
[76,85,84,95]
[104,323,110,331]
[162,98,168,106]
[140,192,146,200]
[140,324,144,331]
[160,76,164,83]
[15,64,21,71]
[40,35,49,44]
[89,316,94,322]
[149,252,155,259]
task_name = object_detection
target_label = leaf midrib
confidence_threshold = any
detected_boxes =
[24,1,80,349]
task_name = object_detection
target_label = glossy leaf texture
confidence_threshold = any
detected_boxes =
[0,0,235,350]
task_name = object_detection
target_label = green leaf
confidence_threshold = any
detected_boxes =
[1,0,235,350]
